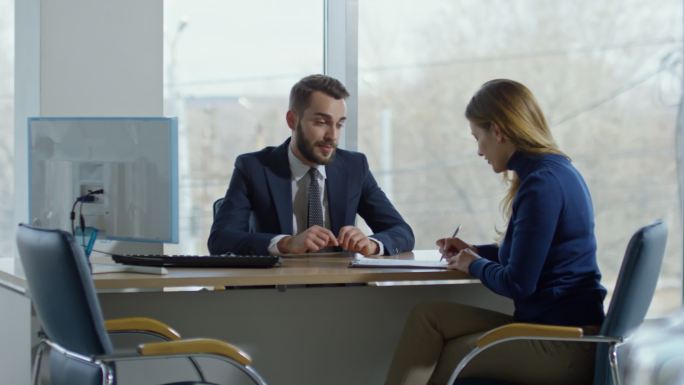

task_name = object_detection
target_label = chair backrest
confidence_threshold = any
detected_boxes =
[594,220,668,385]
[16,224,113,356]
[213,197,224,220]
[213,196,258,233]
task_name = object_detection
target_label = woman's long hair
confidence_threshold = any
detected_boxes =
[465,79,565,226]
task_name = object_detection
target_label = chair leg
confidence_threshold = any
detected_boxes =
[101,363,115,385]
[243,365,268,385]
[31,342,47,385]
[608,343,621,385]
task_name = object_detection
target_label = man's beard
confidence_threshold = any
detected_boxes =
[295,121,337,165]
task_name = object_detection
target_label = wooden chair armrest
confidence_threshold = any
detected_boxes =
[138,338,252,366]
[105,317,181,341]
[477,323,584,348]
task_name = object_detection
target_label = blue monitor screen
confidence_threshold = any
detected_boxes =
[28,117,178,243]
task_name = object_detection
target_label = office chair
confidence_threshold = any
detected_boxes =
[448,220,668,385]
[16,223,267,385]
[212,197,258,234]
[621,308,684,385]
[213,197,225,220]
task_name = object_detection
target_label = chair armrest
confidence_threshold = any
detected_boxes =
[105,317,181,341]
[138,338,252,366]
[477,323,584,348]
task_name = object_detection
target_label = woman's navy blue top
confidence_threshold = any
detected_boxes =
[469,151,606,326]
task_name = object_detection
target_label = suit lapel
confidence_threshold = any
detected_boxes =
[265,140,293,234]
[325,157,347,234]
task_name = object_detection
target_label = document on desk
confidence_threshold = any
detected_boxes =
[91,263,168,275]
[349,257,448,269]
[90,256,168,275]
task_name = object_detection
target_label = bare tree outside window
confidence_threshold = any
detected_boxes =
[162,0,682,315]
[359,0,683,315]
[163,0,323,254]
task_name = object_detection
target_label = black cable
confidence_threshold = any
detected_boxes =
[69,188,105,244]
[79,200,86,251]
[70,199,79,236]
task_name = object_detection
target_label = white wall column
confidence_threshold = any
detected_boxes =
[324,0,358,151]
[14,0,164,260]
[0,286,32,385]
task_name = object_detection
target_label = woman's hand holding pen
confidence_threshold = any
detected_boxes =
[436,237,473,258]
[436,228,480,273]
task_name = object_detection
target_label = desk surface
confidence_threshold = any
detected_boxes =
[0,250,475,292]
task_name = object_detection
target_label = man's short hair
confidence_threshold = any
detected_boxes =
[289,74,349,114]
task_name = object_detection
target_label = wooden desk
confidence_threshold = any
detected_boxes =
[92,251,474,290]
[0,251,512,385]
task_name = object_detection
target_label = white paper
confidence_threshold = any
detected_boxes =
[91,262,168,275]
[350,257,447,269]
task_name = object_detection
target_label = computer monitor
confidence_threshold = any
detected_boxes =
[28,117,178,244]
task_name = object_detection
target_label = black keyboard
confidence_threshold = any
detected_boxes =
[112,254,281,268]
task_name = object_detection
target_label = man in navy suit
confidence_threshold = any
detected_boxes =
[208,74,414,256]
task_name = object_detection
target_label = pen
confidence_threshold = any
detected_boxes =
[440,224,461,261]
[451,224,461,238]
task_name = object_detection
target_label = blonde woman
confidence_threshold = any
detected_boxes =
[385,79,606,385]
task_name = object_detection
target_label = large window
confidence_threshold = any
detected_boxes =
[359,0,683,315]
[163,0,324,253]
[0,0,14,268]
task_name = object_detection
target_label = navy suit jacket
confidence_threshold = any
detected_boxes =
[208,138,415,256]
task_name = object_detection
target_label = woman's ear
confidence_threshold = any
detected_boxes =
[491,123,505,143]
